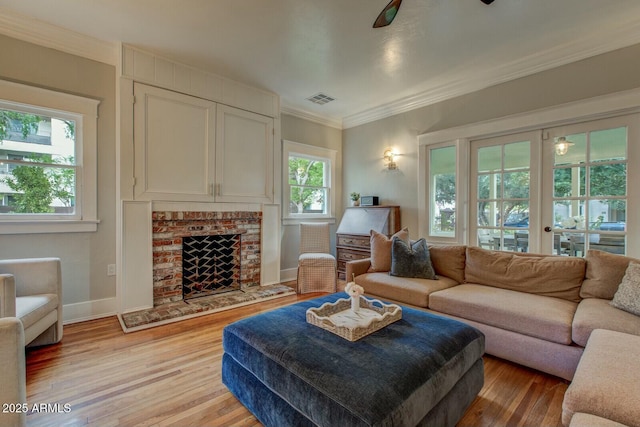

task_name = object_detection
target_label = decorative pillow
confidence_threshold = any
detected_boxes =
[582,250,640,299]
[610,262,640,316]
[369,228,409,272]
[390,237,436,280]
[428,245,466,283]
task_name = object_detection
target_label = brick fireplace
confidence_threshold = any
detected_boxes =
[151,211,261,306]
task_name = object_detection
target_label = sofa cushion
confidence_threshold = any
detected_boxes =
[572,298,640,347]
[610,262,640,316]
[581,250,640,299]
[15,294,59,330]
[390,238,436,279]
[569,413,629,427]
[464,246,585,302]
[562,329,640,427]
[428,245,466,283]
[429,284,577,345]
[369,228,408,272]
[355,272,458,308]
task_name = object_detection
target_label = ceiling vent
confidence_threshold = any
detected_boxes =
[306,93,335,105]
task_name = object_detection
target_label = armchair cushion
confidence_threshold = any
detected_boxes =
[16,294,59,330]
[0,257,63,346]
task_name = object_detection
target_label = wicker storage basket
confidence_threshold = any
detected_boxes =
[306,296,402,341]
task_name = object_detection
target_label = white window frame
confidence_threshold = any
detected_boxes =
[0,79,100,234]
[418,87,640,258]
[282,140,336,224]
[419,139,468,243]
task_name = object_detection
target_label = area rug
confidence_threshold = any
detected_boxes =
[118,284,296,333]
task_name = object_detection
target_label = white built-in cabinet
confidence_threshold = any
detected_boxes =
[133,82,274,203]
[215,105,274,203]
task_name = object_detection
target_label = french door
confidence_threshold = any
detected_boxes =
[540,115,633,257]
[470,114,635,256]
[470,131,541,253]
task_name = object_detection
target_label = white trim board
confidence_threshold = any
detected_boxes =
[63,297,118,325]
[0,7,118,65]
[418,87,640,145]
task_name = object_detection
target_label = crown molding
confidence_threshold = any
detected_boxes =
[343,17,640,129]
[281,105,343,130]
[0,7,118,65]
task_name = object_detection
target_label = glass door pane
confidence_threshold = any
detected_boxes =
[471,132,540,253]
[544,117,629,257]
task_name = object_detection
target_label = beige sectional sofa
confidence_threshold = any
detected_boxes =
[346,246,640,382]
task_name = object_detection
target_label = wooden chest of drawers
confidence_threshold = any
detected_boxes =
[336,206,400,280]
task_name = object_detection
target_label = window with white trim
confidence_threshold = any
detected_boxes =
[0,80,99,234]
[283,140,336,220]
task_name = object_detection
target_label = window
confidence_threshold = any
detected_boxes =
[546,117,629,256]
[0,109,76,216]
[471,133,537,253]
[0,79,99,234]
[421,141,465,242]
[429,145,457,238]
[419,92,639,257]
[283,140,336,221]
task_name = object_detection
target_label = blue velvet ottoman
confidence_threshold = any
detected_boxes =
[222,294,485,427]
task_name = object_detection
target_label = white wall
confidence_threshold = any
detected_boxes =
[343,43,640,241]
[0,34,117,322]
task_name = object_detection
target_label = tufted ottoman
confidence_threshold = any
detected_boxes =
[222,294,485,427]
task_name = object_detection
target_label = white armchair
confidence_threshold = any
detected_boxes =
[0,257,63,347]
[0,317,26,427]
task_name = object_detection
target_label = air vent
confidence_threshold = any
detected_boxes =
[306,93,335,105]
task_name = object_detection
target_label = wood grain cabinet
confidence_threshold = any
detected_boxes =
[336,206,401,280]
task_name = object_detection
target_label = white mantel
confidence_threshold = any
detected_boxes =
[120,201,280,314]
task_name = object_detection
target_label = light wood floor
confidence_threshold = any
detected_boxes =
[25,292,568,427]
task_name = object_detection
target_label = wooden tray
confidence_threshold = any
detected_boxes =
[306,297,402,341]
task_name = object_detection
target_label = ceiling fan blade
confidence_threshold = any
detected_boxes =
[480,0,495,4]
[373,0,403,28]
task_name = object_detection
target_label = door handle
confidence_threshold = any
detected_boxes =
[544,226,552,232]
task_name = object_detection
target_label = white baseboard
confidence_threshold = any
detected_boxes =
[280,268,297,282]
[63,297,118,324]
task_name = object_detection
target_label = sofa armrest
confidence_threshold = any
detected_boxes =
[346,258,372,281]
[0,274,17,318]
[0,258,61,298]
[0,317,27,427]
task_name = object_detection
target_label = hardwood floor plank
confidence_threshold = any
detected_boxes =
[26,292,568,426]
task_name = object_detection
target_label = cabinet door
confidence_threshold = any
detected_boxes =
[133,83,216,201]
[215,105,274,203]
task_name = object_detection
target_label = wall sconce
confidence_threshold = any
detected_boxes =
[383,149,398,170]
[554,136,574,156]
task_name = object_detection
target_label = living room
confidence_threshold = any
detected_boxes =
[1,1,640,426]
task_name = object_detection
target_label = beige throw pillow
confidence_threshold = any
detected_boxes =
[369,228,408,272]
[611,262,640,316]
[582,250,640,299]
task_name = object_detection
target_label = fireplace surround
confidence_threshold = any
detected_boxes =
[152,210,261,306]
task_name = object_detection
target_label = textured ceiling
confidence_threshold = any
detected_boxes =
[2,0,640,127]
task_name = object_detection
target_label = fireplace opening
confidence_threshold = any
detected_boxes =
[182,234,241,300]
